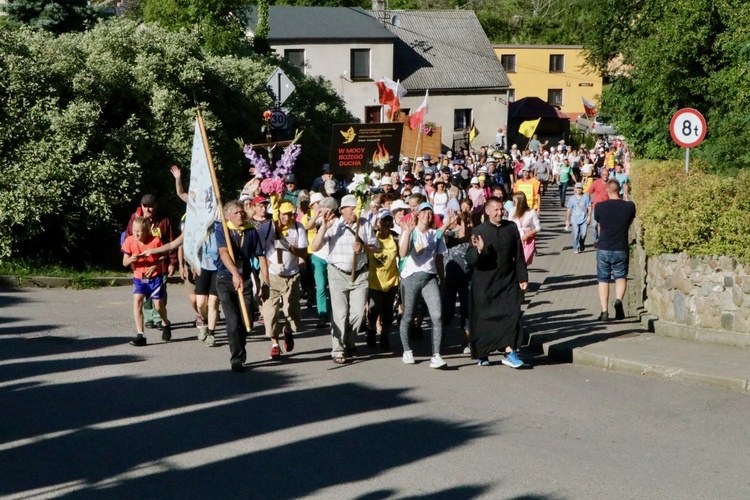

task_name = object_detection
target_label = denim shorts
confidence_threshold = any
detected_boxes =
[596,250,629,282]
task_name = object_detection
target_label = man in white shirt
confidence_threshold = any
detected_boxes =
[311,194,378,364]
[261,201,309,360]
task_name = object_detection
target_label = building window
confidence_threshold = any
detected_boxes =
[500,54,516,73]
[454,109,472,131]
[548,89,563,106]
[549,54,564,72]
[284,49,305,74]
[507,89,516,102]
[284,49,305,73]
[365,106,382,123]
[350,49,371,80]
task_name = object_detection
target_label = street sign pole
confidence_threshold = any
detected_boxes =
[669,108,706,175]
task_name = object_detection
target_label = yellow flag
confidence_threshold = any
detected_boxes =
[469,120,478,143]
[518,118,541,138]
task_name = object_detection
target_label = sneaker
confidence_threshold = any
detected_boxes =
[316,319,328,329]
[477,358,490,366]
[270,344,281,360]
[402,350,415,364]
[231,360,245,372]
[574,249,579,254]
[283,325,294,352]
[130,334,147,347]
[161,322,172,341]
[501,351,524,368]
[614,299,625,320]
[144,320,158,329]
[198,325,209,342]
[204,334,216,347]
[429,354,447,369]
[463,345,472,355]
[195,315,203,328]
[597,311,609,321]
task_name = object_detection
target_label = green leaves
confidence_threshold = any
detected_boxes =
[0,19,355,266]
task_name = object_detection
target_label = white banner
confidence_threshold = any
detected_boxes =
[183,119,219,274]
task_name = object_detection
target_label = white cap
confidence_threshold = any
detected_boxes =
[390,200,409,212]
[340,194,358,208]
[401,157,409,163]
[470,176,479,184]
[415,157,423,162]
[310,192,324,205]
[380,176,392,185]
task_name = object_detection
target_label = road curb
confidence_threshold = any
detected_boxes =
[530,335,750,393]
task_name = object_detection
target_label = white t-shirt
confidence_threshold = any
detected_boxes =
[432,191,449,216]
[264,221,308,277]
[400,229,447,279]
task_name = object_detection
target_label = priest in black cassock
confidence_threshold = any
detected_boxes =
[466,197,529,368]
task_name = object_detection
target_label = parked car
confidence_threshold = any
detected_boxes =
[575,114,616,136]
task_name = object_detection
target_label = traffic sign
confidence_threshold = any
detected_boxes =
[269,110,287,129]
[670,108,706,148]
[265,68,295,106]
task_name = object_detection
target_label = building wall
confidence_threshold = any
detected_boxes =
[400,91,508,150]
[493,45,602,120]
[271,41,394,123]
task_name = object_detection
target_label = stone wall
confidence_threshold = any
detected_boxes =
[645,253,750,335]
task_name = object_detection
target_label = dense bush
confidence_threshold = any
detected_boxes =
[631,160,750,263]
[0,19,355,267]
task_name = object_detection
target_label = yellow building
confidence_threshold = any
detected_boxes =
[493,45,602,120]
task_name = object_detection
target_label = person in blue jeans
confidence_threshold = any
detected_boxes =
[565,183,592,254]
[593,179,636,321]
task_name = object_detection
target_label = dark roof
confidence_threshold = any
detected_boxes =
[246,6,397,41]
[367,9,510,91]
[508,97,570,120]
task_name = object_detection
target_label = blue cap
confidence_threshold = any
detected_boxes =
[417,202,434,213]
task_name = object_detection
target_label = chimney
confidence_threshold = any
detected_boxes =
[372,0,387,11]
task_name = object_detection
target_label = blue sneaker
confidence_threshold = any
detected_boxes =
[502,351,524,368]
[477,358,490,366]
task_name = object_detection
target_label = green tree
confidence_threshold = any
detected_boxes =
[585,0,750,169]
[0,20,355,266]
[141,0,252,55]
[1,0,102,34]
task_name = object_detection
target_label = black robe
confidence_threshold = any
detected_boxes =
[465,220,529,358]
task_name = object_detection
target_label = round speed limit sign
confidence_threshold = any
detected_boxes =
[670,108,706,148]
[269,110,287,129]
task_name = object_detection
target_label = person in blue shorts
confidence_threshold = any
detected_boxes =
[593,179,636,321]
[121,217,172,346]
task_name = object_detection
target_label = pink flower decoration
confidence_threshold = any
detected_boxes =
[261,177,285,196]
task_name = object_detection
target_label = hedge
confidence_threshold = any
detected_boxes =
[0,19,355,268]
[631,159,750,263]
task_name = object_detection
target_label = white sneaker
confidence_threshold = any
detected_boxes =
[429,354,447,369]
[198,326,209,342]
[402,350,415,364]
[204,334,216,347]
[462,345,471,355]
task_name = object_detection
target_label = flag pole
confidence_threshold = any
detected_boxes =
[413,128,422,174]
[196,108,251,332]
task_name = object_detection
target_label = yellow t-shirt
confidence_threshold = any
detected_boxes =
[368,233,399,291]
[301,209,317,255]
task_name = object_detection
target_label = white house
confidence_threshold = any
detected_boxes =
[246,5,510,150]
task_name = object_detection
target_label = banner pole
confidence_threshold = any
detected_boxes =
[196,109,252,332]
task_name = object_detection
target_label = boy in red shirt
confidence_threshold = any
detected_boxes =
[121,217,172,346]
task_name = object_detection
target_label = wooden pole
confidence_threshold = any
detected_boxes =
[413,128,422,174]
[196,109,252,332]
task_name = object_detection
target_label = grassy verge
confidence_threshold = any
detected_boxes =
[0,259,129,289]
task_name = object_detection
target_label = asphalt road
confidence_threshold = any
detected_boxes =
[2,285,750,499]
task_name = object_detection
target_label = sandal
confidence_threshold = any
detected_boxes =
[333,356,350,365]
